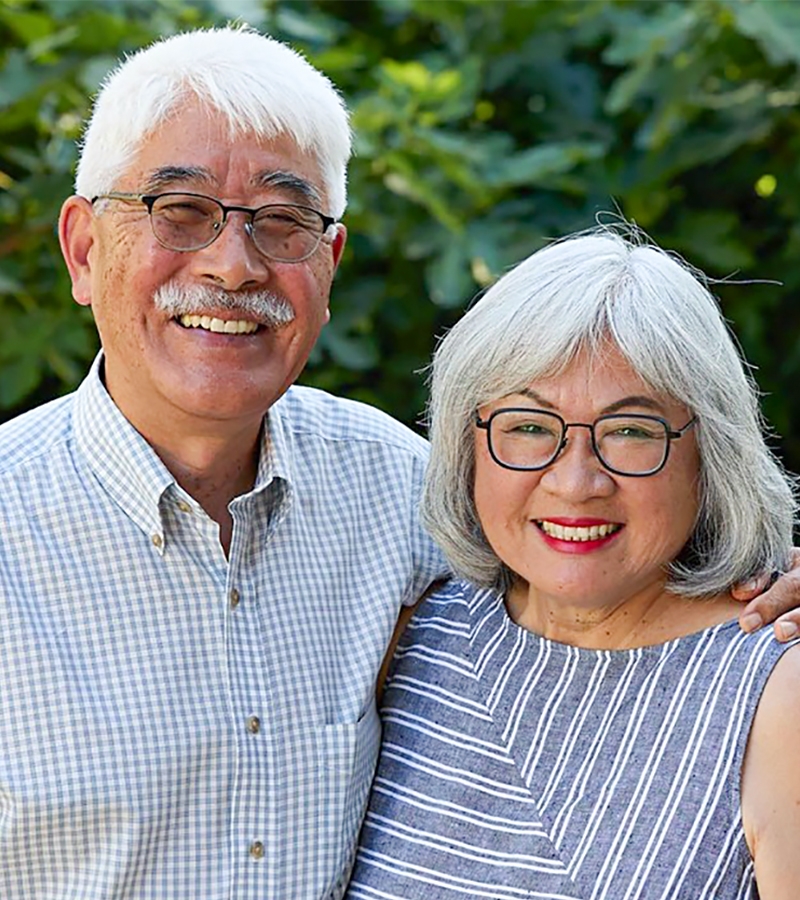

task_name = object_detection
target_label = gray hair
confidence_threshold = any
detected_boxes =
[422,226,796,596]
[75,25,352,218]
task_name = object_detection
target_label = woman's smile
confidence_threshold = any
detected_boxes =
[535,516,624,553]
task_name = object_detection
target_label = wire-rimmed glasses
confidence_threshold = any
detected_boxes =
[475,408,697,477]
[91,191,337,263]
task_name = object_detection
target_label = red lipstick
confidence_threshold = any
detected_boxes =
[535,517,623,555]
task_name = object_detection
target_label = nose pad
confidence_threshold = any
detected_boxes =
[194,212,268,291]
[209,212,261,256]
[541,429,614,497]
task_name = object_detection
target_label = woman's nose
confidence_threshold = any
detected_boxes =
[539,428,616,499]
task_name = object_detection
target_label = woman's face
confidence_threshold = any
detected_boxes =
[473,346,701,612]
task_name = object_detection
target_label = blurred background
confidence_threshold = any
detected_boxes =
[2,0,800,468]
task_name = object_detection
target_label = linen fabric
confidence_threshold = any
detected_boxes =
[0,356,446,900]
[347,579,794,900]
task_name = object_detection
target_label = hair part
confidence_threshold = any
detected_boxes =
[75,25,352,218]
[422,225,796,596]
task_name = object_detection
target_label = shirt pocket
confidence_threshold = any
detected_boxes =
[270,704,381,900]
[317,704,381,899]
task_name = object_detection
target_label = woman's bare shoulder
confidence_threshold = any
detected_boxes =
[741,641,800,900]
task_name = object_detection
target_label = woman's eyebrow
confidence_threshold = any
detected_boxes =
[601,395,666,415]
[515,389,666,415]
[517,388,554,408]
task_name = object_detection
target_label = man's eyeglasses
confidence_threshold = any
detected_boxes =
[475,408,698,477]
[90,191,337,263]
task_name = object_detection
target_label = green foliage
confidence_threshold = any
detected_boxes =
[1,0,800,469]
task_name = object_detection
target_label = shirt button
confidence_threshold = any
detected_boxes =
[151,534,163,548]
[229,588,240,609]
[177,500,191,514]
[249,840,264,860]
[246,715,261,734]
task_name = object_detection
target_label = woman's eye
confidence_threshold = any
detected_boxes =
[610,426,659,439]
[509,422,551,436]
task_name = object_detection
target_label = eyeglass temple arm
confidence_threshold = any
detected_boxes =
[667,416,698,439]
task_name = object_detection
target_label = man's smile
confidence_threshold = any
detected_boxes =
[177,314,260,334]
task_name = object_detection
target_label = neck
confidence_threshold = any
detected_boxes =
[506,579,741,650]
[151,428,261,555]
[103,363,265,556]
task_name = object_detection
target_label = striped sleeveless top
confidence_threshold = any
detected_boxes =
[346,579,794,900]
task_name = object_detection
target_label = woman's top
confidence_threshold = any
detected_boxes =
[346,579,796,900]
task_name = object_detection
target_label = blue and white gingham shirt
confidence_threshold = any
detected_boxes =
[0,355,446,900]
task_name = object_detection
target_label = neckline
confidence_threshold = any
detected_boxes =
[470,585,746,659]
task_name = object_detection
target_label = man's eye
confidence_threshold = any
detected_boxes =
[257,209,317,230]
[159,203,211,221]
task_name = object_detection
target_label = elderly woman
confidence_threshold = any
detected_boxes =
[346,228,800,899]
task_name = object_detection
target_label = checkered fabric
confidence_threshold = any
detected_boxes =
[0,355,446,900]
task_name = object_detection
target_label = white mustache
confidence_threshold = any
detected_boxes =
[154,281,295,328]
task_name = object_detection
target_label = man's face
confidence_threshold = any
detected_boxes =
[60,102,346,436]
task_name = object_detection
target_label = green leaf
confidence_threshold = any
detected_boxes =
[486,141,606,188]
[425,237,474,308]
[722,0,800,66]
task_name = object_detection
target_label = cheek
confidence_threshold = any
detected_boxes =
[473,445,539,537]
[633,475,700,562]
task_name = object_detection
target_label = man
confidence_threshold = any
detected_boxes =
[0,27,444,900]
[0,24,796,900]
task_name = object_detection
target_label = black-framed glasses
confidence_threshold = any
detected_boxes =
[91,191,337,263]
[475,408,697,477]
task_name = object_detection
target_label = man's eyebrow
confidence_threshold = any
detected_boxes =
[139,166,325,208]
[253,171,322,208]
[141,166,214,192]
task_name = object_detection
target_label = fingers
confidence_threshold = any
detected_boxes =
[730,572,771,602]
[739,562,800,641]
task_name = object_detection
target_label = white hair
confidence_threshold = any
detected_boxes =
[422,226,796,596]
[74,25,352,217]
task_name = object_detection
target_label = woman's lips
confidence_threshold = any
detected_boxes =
[535,518,623,552]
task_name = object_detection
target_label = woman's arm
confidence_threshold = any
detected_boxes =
[741,643,800,897]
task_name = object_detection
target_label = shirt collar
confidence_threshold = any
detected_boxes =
[73,354,292,548]
[73,355,176,548]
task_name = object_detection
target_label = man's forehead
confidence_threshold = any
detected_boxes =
[127,108,327,205]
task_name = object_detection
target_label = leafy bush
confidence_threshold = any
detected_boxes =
[1,0,799,469]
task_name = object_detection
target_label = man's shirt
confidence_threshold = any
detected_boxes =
[0,357,446,900]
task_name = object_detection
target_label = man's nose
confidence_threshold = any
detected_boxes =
[190,212,270,292]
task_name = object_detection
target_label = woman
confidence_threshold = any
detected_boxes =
[346,228,800,899]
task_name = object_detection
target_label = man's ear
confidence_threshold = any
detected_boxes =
[329,222,347,274]
[58,195,96,308]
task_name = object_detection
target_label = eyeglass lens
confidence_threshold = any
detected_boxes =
[149,194,326,261]
[487,409,670,475]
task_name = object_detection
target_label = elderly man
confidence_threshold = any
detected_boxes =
[0,24,796,900]
[0,27,443,900]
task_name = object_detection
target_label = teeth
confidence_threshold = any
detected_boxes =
[538,521,621,542]
[178,314,258,334]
